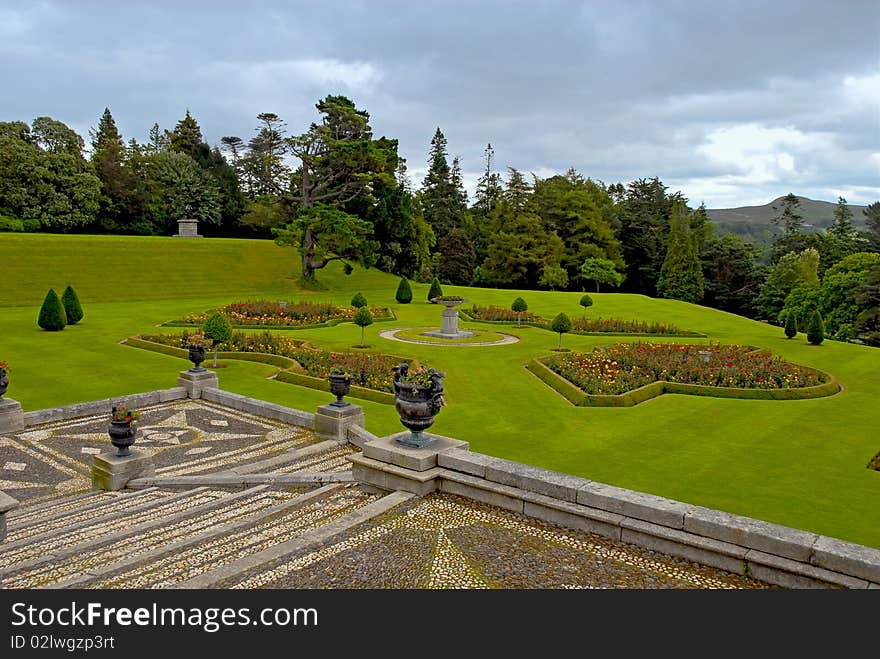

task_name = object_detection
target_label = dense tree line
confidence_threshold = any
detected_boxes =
[2,100,879,345]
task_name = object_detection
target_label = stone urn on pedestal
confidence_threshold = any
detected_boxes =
[186,333,210,373]
[392,363,446,448]
[328,370,352,407]
[108,405,138,457]
[0,364,8,399]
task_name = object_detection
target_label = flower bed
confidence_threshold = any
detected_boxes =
[168,300,392,328]
[463,305,702,336]
[544,343,826,395]
[141,331,409,393]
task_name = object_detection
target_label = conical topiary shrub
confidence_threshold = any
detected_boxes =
[428,277,443,302]
[807,309,825,345]
[784,312,797,339]
[395,277,413,304]
[38,288,67,331]
[351,292,367,309]
[61,284,84,325]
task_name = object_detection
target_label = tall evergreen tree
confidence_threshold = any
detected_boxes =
[770,193,806,261]
[473,143,502,215]
[243,113,289,197]
[168,110,203,158]
[616,177,680,295]
[865,201,880,252]
[829,196,855,239]
[419,128,466,241]
[90,108,132,231]
[657,204,704,303]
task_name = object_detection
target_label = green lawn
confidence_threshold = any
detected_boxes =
[3,233,880,549]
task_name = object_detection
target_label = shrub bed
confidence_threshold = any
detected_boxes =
[168,300,393,328]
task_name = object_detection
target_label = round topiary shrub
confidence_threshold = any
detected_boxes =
[354,306,374,347]
[395,277,413,304]
[807,309,825,345]
[551,312,572,350]
[579,293,593,316]
[428,277,443,302]
[351,292,368,309]
[784,312,797,339]
[203,312,233,366]
[38,288,67,331]
[511,297,528,327]
[61,284,84,325]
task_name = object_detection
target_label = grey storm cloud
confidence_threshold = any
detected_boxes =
[1,0,877,207]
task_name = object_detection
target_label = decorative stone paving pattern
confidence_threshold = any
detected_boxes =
[276,446,357,473]
[2,490,300,588]
[0,491,223,569]
[3,400,318,500]
[237,494,769,589]
[9,492,116,525]
[5,491,167,542]
[92,486,378,589]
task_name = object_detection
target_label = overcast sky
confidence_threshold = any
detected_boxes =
[2,0,878,208]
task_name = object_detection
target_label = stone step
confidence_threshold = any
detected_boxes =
[152,435,309,479]
[128,470,354,490]
[2,485,313,589]
[0,487,217,574]
[74,485,382,589]
[178,490,414,589]
[227,440,343,474]
[7,490,104,521]
[48,484,345,589]
[6,488,163,539]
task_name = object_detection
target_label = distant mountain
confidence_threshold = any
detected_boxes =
[706,196,870,243]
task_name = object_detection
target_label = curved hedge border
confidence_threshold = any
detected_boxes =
[160,307,396,330]
[458,310,707,338]
[122,336,403,405]
[526,356,840,407]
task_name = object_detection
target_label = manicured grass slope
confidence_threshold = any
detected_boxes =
[3,233,880,548]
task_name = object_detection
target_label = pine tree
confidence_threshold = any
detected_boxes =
[770,193,805,261]
[395,277,413,304]
[168,110,204,158]
[784,311,798,339]
[866,201,880,251]
[474,143,502,215]
[828,196,855,240]
[428,277,443,302]
[657,204,704,303]
[420,128,465,241]
[807,309,825,345]
[351,292,368,308]
[61,285,83,324]
[38,288,67,331]
[90,108,130,230]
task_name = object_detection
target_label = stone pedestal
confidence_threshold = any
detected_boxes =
[92,449,155,491]
[177,369,219,399]
[175,218,202,238]
[0,398,24,434]
[422,303,475,339]
[0,489,20,542]
[315,403,364,443]
[349,432,468,495]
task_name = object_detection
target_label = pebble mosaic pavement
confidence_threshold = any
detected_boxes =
[1,400,772,589]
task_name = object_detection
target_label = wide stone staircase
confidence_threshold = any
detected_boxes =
[0,437,409,589]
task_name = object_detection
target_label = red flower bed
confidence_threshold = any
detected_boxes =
[464,305,544,323]
[180,300,389,327]
[545,343,825,395]
[465,305,697,335]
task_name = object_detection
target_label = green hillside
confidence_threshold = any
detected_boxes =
[707,195,870,237]
[3,233,880,549]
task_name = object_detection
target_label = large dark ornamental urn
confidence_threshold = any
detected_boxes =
[392,363,445,448]
[0,367,7,399]
[328,372,352,407]
[108,408,137,458]
[188,346,206,372]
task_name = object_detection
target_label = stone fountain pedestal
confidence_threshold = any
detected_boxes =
[422,298,475,339]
